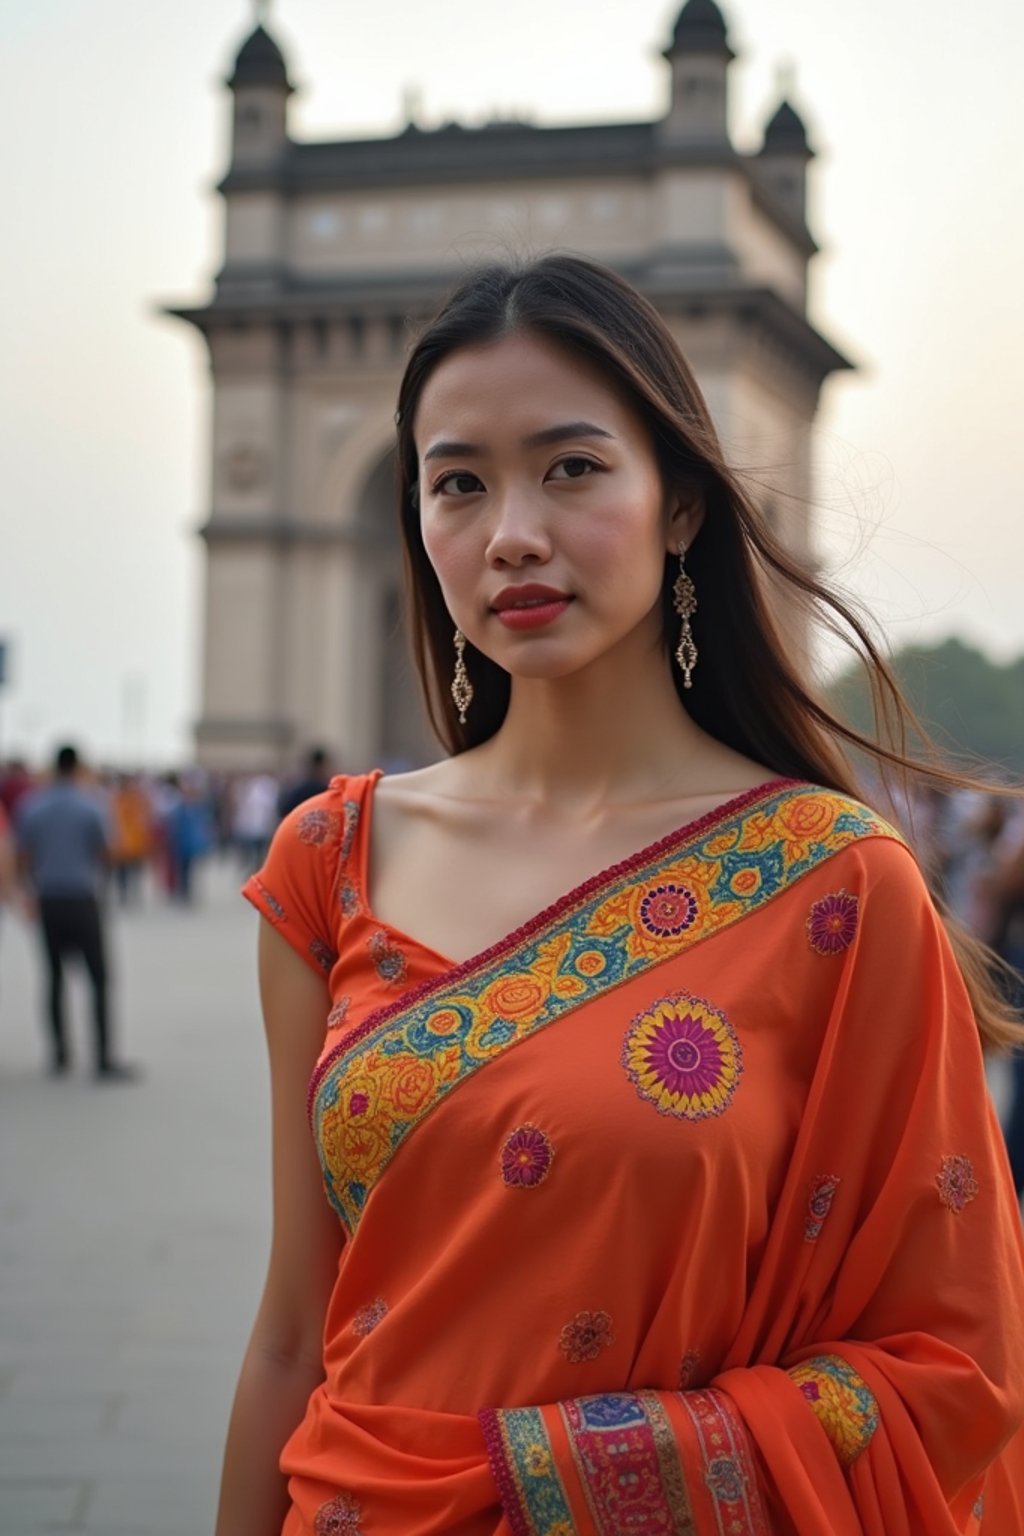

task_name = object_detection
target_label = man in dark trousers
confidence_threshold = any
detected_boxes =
[15,745,135,1080]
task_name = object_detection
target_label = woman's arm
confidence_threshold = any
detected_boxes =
[215,922,344,1536]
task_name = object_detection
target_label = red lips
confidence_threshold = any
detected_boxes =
[491,583,572,612]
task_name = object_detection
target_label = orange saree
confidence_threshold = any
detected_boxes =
[243,773,1024,1536]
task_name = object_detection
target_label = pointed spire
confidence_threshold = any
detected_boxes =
[664,0,735,61]
[228,19,292,92]
[763,101,811,155]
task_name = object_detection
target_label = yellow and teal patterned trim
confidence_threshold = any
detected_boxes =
[788,1353,879,1466]
[310,784,901,1234]
[479,1403,575,1536]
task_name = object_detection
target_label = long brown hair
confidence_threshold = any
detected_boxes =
[394,253,1021,1051]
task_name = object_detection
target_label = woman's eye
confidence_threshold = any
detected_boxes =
[549,456,600,480]
[434,471,484,495]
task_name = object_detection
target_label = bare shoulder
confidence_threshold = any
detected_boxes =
[374,759,459,813]
[372,758,488,845]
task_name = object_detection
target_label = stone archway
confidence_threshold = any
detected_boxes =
[353,450,437,767]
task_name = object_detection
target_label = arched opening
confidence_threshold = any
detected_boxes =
[354,450,437,767]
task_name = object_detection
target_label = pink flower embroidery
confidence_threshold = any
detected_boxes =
[327,998,351,1031]
[622,993,742,1121]
[309,936,336,974]
[805,1174,841,1241]
[297,808,341,846]
[314,1492,362,1535]
[340,801,360,863]
[806,890,859,955]
[500,1125,554,1188]
[368,929,408,986]
[639,883,698,937]
[678,1349,701,1389]
[559,1310,614,1364]
[936,1154,979,1214]
[352,1298,388,1337]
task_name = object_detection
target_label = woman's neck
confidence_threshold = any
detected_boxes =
[461,642,716,815]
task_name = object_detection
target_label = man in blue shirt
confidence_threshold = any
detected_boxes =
[15,745,135,1080]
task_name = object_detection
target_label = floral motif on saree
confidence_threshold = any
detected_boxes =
[622,992,742,1120]
[309,786,898,1235]
[804,1173,841,1241]
[558,1310,615,1364]
[936,1153,979,1214]
[339,798,360,863]
[351,1298,388,1337]
[327,998,351,1031]
[678,1349,701,1390]
[368,928,408,986]
[312,1491,362,1534]
[806,888,859,954]
[250,875,285,922]
[787,1353,879,1466]
[309,936,337,974]
[500,1124,555,1188]
[297,807,342,846]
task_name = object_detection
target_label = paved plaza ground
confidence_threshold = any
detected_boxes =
[0,859,270,1536]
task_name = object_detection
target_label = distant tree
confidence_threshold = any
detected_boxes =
[829,637,1024,776]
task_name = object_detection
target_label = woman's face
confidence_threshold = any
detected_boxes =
[414,331,698,682]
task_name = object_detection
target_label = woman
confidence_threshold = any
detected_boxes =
[216,256,1024,1535]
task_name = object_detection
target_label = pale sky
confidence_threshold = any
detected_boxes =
[1,0,1022,766]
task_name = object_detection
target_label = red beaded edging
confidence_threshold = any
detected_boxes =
[477,1407,534,1536]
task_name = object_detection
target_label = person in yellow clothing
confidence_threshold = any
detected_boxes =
[108,774,153,906]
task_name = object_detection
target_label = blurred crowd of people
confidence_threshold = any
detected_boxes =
[0,744,337,1082]
[893,781,1024,1193]
[0,744,336,910]
[898,783,1024,969]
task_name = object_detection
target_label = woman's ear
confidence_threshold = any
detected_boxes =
[666,492,705,556]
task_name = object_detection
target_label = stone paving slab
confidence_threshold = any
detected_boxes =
[0,861,269,1535]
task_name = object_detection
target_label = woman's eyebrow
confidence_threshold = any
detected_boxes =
[422,421,615,463]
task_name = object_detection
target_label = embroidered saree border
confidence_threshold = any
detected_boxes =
[479,1404,575,1536]
[310,785,901,1233]
[561,1392,697,1535]
[482,1389,773,1535]
[676,1389,772,1536]
[787,1353,879,1466]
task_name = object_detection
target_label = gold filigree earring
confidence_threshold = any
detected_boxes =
[673,542,698,689]
[451,628,474,724]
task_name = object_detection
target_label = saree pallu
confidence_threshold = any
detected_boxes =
[248,779,1024,1535]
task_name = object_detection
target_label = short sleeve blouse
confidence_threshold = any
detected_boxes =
[242,772,450,1056]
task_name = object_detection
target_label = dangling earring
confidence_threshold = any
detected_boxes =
[673,542,698,689]
[451,628,474,724]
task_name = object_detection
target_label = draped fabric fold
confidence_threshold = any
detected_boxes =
[245,777,1024,1535]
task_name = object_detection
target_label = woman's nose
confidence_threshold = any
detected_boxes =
[485,490,552,567]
